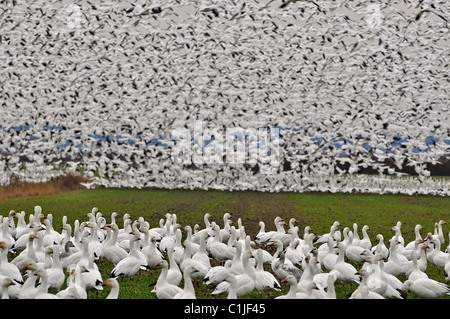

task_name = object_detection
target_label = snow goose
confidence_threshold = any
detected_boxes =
[34,268,60,299]
[102,224,128,266]
[0,276,15,299]
[56,265,87,299]
[333,243,359,284]
[350,268,382,299]
[254,248,281,298]
[427,238,449,271]
[404,224,424,251]
[191,231,212,270]
[173,265,199,299]
[271,240,302,282]
[250,241,272,264]
[219,213,232,244]
[18,273,38,299]
[344,231,367,265]
[285,238,303,268]
[320,237,339,271]
[183,225,199,255]
[41,216,61,248]
[314,221,341,246]
[389,221,405,246]
[407,250,428,282]
[203,259,233,288]
[13,211,27,240]
[432,220,447,246]
[371,234,389,259]
[401,243,428,277]
[351,223,361,247]
[179,240,209,282]
[268,217,292,248]
[358,225,372,250]
[152,260,183,299]
[44,245,65,291]
[110,235,145,279]
[297,255,325,299]
[11,234,38,271]
[208,225,230,264]
[402,278,450,299]
[383,238,408,276]
[161,246,181,286]
[0,241,23,286]
[275,274,300,299]
[101,277,120,299]
[212,250,256,298]
[0,218,15,251]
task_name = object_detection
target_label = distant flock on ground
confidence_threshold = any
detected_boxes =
[0,206,449,299]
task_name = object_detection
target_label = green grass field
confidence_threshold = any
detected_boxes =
[1,188,449,299]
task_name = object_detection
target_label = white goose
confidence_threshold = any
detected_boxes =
[208,224,230,263]
[333,243,359,284]
[404,224,424,251]
[110,235,144,279]
[212,250,256,298]
[254,248,281,297]
[102,224,128,266]
[166,246,182,286]
[44,245,65,291]
[0,241,23,287]
[173,265,198,299]
[0,276,15,299]
[270,240,302,282]
[203,259,233,288]
[402,278,450,299]
[358,225,372,250]
[152,260,183,299]
[101,277,120,299]
[432,220,447,246]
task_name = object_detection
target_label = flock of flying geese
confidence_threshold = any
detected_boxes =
[0,0,449,195]
[0,206,449,299]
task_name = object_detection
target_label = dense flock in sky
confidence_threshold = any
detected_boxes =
[0,0,449,194]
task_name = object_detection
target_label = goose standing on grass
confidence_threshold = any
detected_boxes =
[208,225,230,264]
[344,231,367,265]
[179,240,209,282]
[383,238,407,276]
[271,240,302,282]
[0,276,15,299]
[358,225,372,250]
[34,268,61,299]
[371,234,389,259]
[101,278,120,299]
[254,248,281,298]
[203,259,233,290]
[11,234,38,271]
[276,274,306,299]
[45,245,65,291]
[432,220,447,246]
[402,278,450,299]
[401,243,428,277]
[390,222,405,246]
[151,260,183,299]
[212,250,256,298]
[314,221,341,246]
[404,224,424,251]
[166,246,182,286]
[0,241,23,286]
[102,224,128,266]
[173,266,199,299]
[56,265,87,299]
[333,243,359,284]
[320,237,339,271]
[110,235,144,279]
[406,250,428,282]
